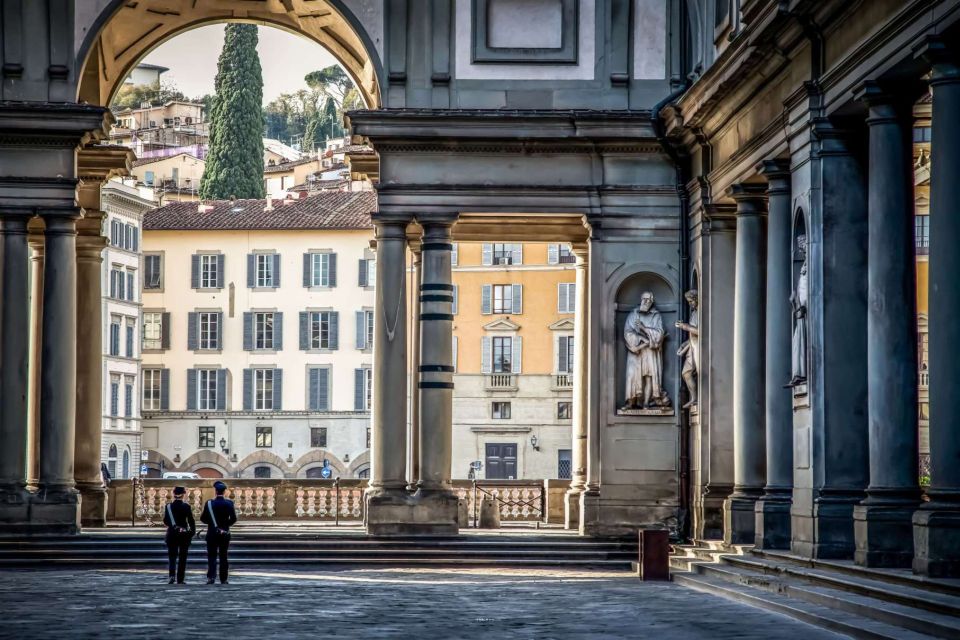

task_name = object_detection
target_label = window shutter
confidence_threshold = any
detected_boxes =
[512,244,523,266]
[127,273,134,301]
[187,312,198,350]
[558,336,569,373]
[308,368,320,411]
[109,271,116,298]
[160,369,170,411]
[302,253,311,287]
[452,336,458,373]
[299,312,308,350]
[126,325,134,357]
[216,254,225,288]
[133,228,139,252]
[548,244,559,265]
[481,284,492,314]
[481,336,492,374]
[512,285,523,315]
[329,311,339,349]
[242,369,252,410]
[453,285,458,315]
[354,368,364,411]
[273,253,281,287]
[243,312,253,351]
[216,369,227,410]
[318,367,329,411]
[512,336,523,374]
[451,243,459,266]
[329,253,337,287]
[247,254,255,288]
[191,255,200,289]
[481,243,492,266]
[144,257,154,288]
[125,384,133,417]
[161,312,171,349]
[274,312,283,350]
[216,312,224,350]
[355,311,366,349]
[273,369,283,410]
[358,258,368,287]
[186,370,197,411]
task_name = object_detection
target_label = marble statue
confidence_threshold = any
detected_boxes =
[676,289,699,408]
[623,292,671,410]
[789,235,808,386]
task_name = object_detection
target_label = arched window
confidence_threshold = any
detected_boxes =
[122,449,130,479]
[254,466,271,479]
[107,445,118,478]
[355,465,370,479]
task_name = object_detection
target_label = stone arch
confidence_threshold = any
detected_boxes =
[178,450,233,476]
[142,450,175,478]
[236,450,290,476]
[346,450,370,477]
[292,449,347,478]
[76,0,384,108]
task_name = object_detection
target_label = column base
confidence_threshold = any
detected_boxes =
[21,490,80,535]
[579,489,601,537]
[852,500,917,568]
[912,505,960,578]
[694,484,732,541]
[723,491,761,545]
[366,488,459,536]
[791,492,862,560]
[564,487,582,530]
[0,488,32,534]
[754,496,792,550]
[77,482,107,528]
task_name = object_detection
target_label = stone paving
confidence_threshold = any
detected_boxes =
[0,567,844,639]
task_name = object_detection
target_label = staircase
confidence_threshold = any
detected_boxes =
[0,525,638,570]
[671,542,960,639]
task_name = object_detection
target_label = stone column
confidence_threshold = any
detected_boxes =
[407,239,422,489]
[74,213,108,527]
[724,184,768,545]
[26,233,44,486]
[913,39,960,578]
[755,161,794,549]
[565,242,589,529]
[34,211,82,533]
[851,84,921,568]
[0,210,33,528]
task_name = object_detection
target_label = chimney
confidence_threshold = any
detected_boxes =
[264,198,274,212]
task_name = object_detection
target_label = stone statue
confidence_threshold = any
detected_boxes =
[623,292,671,410]
[676,289,699,409]
[789,234,808,386]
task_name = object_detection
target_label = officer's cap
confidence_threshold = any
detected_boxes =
[173,486,186,496]
[213,481,227,493]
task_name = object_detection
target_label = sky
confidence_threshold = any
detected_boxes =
[140,24,341,105]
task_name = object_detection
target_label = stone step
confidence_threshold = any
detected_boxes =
[673,572,939,640]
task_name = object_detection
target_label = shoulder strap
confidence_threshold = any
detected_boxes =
[206,499,219,529]
[166,503,176,528]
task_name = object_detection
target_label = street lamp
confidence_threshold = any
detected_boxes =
[220,437,229,454]
[530,434,540,451]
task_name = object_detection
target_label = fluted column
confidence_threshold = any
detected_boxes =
[0,210,33,516]
[75,213,108,527]
[35,210,81,533]
[724,183,768,545]
[913,38,960,577]
[755,161,793,549]
[565,242,589,529]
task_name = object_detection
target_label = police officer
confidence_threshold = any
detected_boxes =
[162,486,196,584]
[200,480,238,584]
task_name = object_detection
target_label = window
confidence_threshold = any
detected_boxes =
[110,267,125,300]
[142,369,163,411]
[311,252,334,287]
[493,284,513,314]
[493,336,513,373]
[558,401,573,420]
[308,367,331,411]
[198,426,215,448]
[485,443,517,480]
[126,271,135,302]
[255,312,275,350]
[144,170,154,186]
[365,368,373,411]
[492,401,511,419]
[310,311,336,349]
[365,310,374,349]
[916,215,930,255]
[359,258,376,287]
[122,449,130,479]
[482,284,521,315]
[254,466,272,478]
[492,243,519,265]
[197,369,219,411]
[200,254,219,288]
[256,427,273,448]
[558,283,576,314]
[110,376,120,416]
[124,379,134,417]
[143,312,163,350]
[558,449,572,479]
[125,320,135,358]
[914,126,932,143]
[558,245,575,263]
[199,312,220,350]
[109,318,121,356]
[366,427,371,449]
[256,254,274,287]
[254,369,275,411]
[107,444,118,477]
[311,427,328,448]
[557,336,574,373]
[144,254,163,289]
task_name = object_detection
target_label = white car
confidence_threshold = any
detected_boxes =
[162,472,201,480]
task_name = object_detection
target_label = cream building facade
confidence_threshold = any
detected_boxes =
[139,192,376,479]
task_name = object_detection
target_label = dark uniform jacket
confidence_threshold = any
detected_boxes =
[200,497,238,536]
[162,500,196,540]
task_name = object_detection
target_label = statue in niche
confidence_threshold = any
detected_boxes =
[789,234,808,386]
[623,292,672,411]
[676,289,699,409]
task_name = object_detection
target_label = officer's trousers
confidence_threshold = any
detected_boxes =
[206,534,230,582]
[166,535,191,583]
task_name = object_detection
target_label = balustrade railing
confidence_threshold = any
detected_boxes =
[553,373,573,389]
[453,480,545,525]
[486,374,516,389]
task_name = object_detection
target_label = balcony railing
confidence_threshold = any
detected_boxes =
[553,373,573,389]
[486,373,517,390]
[919,370,929,389]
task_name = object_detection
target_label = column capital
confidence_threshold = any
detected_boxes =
[757,159,791,195]
[373,216,412,240]
[727,183,768,216]
[914,36,960,84]
[854,81,917,122]
[416,213,460,229]
[0,209,33,232]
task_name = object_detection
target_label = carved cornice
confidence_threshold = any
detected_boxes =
[77,145,134,182]
[0,102,111,149]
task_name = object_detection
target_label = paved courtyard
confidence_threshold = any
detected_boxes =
[0,567,844,639]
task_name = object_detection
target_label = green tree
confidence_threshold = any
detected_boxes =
[199,24,265,200]
[304,65,350,103]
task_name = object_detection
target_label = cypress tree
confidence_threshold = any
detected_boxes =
[200,24,265,200]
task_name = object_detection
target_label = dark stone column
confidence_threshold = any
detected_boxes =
[724,184,767,545]
[755,161,793,550]
[852,83,921,568]
[913,38,960,578]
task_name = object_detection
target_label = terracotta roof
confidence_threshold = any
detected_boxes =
[132,152,203,168]
[263,157,318,173]
[143,191,375,231]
